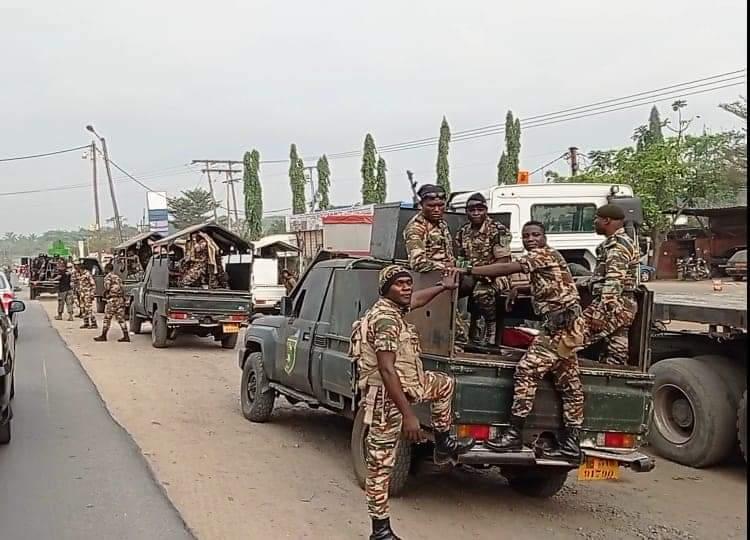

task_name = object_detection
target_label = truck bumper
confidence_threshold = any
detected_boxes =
[456,446,655,472]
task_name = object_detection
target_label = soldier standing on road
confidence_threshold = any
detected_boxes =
[54,261,75,322]
[77,261,98,329]
[350,265,475,540]
[458,221,584,459]
[71,261,82,318]
[559,204,640,365]
[280,269,297,294]
[403,184,455,272]
[454,192,513,344]
[94,263,130,342]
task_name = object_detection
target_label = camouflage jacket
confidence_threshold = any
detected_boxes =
[282,276,297,294]
[103,272,125,299]
[77,269,96,292]
[403,213,455,272]
[518,246,580,317]
[591,228,639,309]
[454,217,512,266]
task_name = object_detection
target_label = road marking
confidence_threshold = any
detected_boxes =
[42,357,50,415]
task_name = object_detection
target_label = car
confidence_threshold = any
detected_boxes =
[0,271,19,339]
[1,298,25,444]
[639,264,656,283]
[726,249,747,281]
[711,245,746,277]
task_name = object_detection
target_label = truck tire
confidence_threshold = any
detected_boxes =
[693,355,746,411]
[0,420,10,445]
[739,391,747,463]
[505,467,569,498]
[96,298,106,314]
[649,357,737,467]
[350,406,412,497]
[220,333,239,349]
[129,303,143,335]
[240,352,275,422]
[151,313,169,348]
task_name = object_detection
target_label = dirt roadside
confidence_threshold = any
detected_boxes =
[35,298,746,540]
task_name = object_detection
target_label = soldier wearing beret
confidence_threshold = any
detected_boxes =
[403,184,455,273]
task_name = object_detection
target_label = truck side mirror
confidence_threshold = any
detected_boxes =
[280,296,293,317]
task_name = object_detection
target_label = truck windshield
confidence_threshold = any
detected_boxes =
[530,203,596,233]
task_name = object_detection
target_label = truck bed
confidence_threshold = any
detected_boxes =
[653,292,747,330]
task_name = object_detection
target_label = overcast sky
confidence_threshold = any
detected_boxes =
[0,0,746,234]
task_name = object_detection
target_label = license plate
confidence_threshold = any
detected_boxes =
[577,457,620,481]
[222,324,239,334]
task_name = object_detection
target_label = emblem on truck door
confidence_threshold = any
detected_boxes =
[284,336,298,375]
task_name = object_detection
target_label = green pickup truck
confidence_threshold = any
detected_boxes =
[238,250,656,498]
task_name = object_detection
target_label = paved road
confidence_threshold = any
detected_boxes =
[0,302,193,540]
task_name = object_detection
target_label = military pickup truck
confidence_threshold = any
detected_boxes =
[108,231,164,309]
[129,223,253,349]
[238,246,656,498]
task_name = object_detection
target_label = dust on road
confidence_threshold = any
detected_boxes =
[36,297,746,539]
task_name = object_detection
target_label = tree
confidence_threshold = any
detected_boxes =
[375,157,387,203]
[497,111,521,184]
[719,96,747,178]
[648,106,665,145]
[168,188,219,230]
[316,155,331,210]
[243,149,263,241]
[289,144,307,214]
[361,134,379,204]
[262,216,287,236]
[436,116,451,192]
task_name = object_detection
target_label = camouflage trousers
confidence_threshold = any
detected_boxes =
[57,290,75,316]
[80,289,95,325]
[365,371,454,519]
[471,279,500,322]
[180,261,207,287]
[562,299,636,366]
[513,331,584,427]
[103,296,128,333]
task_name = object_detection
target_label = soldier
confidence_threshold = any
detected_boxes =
[54,261,75,321]
[403,184,455,272]
[71,261,82,317]
[350,265,474,540]
[180,233,209,287]
[77,261,98,329]
[559,204,639,366]
[454,192,513,344]
[94,263,130,342]
[280,269,297,294]
[458,221,584,459]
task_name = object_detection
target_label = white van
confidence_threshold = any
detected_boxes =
[449,183,638,271]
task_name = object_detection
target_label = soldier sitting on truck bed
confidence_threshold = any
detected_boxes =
[558,204,640,366]
[350,264,475,540]
[457,221,585,460]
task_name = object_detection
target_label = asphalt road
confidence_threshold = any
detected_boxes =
[0,302,193,540]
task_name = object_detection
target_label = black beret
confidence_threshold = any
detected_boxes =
[596,204,626,220]
[417,184,446,200]
[466,192,487,206]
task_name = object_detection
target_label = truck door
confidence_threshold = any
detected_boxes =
[280,267,333,394]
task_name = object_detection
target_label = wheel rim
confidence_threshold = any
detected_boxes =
[246,371,257,404]
[641,271,649,282]
[653,383,696,445]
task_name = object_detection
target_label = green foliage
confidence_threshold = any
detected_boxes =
[262,216,287,236]
[168,187,219,230]
[289,144,307,214]
[316,155,331,210]
[497,111,521,184]
[243,149,263,241]
[719,96,747,177]
[436,116,451,192]
[361,134,379,204]
[375,157,387,203]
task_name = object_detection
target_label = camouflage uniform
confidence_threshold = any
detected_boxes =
[562,228,639,365]
[70,269,81,314]
[403,213,455,272]
[180,238,209,287]
[513,247,584,427]
[349,266,454,520]
[454,217,512,324]
[78,268,97,327]
[102,272,128,335]
[282,275,297,294]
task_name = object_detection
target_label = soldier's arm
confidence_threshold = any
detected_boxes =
[599,245,628,308]
[404,224,441,273]
[469,261,523,277]
[410,269,459,309]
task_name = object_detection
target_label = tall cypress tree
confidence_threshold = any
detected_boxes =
[316,154,331,210]
[648,106,664,145]
[243,149,263,240]
[436,116,451,192]
[497,111,521,184]
[289,144,306,214]
[361,134,378,204]
[375,157,387,203]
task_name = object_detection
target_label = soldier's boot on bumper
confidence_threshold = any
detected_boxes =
[370,518,401,540]
[434,431,476,464]
[484,415,525,452]
[542,427,582,462]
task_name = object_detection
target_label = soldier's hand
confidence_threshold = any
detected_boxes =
[402,413,424,443]
[505,287,519,311]
[589,316,605,332]
[439,269,460,290]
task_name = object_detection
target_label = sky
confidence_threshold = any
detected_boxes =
[0,0,747,234]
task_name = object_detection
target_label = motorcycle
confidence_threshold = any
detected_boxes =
[677,256,711,281]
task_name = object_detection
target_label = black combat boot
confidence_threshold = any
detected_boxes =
[484,321,497,347]
[54,314,63,321]
[543,427,582,462]
[434,430,476,464]
[370,517,401,540]
[118,330,130,343]
[484,415,525,452]
[94,330,107,342]
[468,317,483,344]
[80,322,91,329]
[89,319,98,329]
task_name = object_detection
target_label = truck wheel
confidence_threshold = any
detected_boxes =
[151,313,169,348]
[648,357,736,467]
[505,467,569,498]
[350,406,412,497]
[240,352,275,422]
[739,391,747,463]
[693,355,745,411]
[0,420,11,445]
[96,298,106,314]
[220,333,238,349]
[129,303,143,334]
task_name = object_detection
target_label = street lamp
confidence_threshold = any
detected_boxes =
[85,124,123,242]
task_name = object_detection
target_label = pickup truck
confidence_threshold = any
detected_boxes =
[110,231,164,309]
[239,252,656,498]
[30,257,104,303]
[129,223,253,349]
[251,258,286,315]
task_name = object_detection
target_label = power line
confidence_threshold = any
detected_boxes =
[0,144,89,162]
[529,153,568,175]
[94,147,154,191]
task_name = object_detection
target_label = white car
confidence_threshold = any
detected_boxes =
[0,271,19,339]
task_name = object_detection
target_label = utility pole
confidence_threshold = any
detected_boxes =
[190,160,220,221]
[568,146,579,177]
[86,125,123,243]
[90,141,101,231]
[193,159,244,226]
[303,166,317,212]
[202,167,242,230]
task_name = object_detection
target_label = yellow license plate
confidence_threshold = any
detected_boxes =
[222,324,239,334]
[577,457,620,481]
